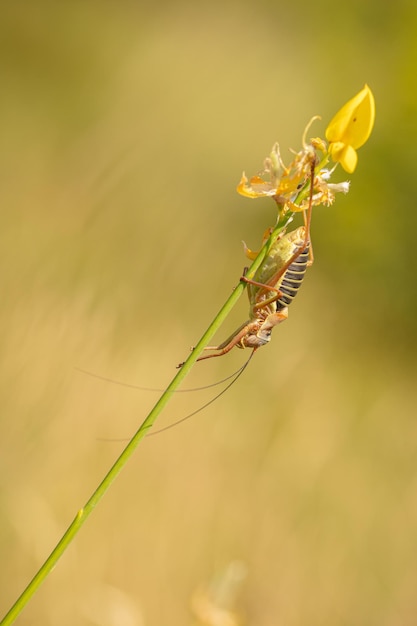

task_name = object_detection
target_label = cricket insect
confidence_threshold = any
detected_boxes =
[83,159,317,435]
[188,159,316,363]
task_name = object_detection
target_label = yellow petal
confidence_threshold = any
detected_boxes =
[236,173,276,198]
[326,84,375,150]
[328,142,358,173]
[242,241,258,260]
[236,173,262,198]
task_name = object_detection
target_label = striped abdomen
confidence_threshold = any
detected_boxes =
[276,244,310,311]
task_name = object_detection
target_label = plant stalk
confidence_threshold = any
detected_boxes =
[0,216,291,626]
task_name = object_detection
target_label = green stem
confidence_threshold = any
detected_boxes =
[0,216,291,626]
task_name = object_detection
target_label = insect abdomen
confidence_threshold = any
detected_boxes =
[276,245,309,310]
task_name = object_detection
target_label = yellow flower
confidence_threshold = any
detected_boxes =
[325,84,375,173]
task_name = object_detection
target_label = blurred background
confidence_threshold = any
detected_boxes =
[1,1,416,625]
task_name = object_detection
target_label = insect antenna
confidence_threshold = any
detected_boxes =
[96,352,254,442]
[147,351,254,436]
[75,364,250,393]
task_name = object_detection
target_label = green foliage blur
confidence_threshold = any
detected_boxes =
[1,1,416,625]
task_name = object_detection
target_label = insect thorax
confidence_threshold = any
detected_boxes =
[248,226,307,312]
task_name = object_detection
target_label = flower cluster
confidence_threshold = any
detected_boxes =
[237,84,375,216]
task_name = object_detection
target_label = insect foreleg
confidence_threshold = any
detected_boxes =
[196,320,260,361]
[240,274,282,296]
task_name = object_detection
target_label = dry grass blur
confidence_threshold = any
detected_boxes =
[1,2,417,625]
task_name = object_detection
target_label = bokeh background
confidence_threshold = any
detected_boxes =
[1,1,416,625]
